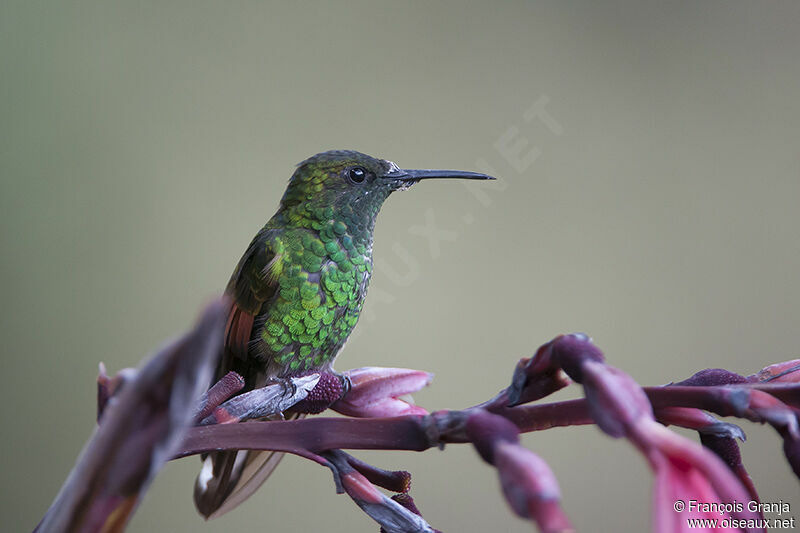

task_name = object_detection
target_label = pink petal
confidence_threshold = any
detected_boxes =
[332,367,432,418]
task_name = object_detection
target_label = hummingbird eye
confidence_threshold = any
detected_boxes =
[346,167,367,184]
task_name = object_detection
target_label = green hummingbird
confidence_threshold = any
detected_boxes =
[195,150,493,518]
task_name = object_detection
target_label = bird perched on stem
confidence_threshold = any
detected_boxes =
[195,150,493,518]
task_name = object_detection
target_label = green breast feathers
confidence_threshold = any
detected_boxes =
[229,223,373,376]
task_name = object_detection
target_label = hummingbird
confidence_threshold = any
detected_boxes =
[195,150,493,518]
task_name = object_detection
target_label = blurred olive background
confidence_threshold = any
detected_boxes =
[3,1,800,531]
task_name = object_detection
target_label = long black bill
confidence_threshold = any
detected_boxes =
[386,168,495,182]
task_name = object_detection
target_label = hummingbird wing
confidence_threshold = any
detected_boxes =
[223,228,281,370]
[195,230,291,518]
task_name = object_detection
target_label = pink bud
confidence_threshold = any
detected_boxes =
[508,338,571,406]
[753,359,800,383]
[581,361,653,438]
[494,441,574,533]
[548,333,605,383]
[340,469,385,504]
[745,389,800,477]
[465,410,520,464]
[747,389,799,437]
[333,367,433,418]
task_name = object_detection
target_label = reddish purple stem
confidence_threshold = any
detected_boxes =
[176,380,800,460]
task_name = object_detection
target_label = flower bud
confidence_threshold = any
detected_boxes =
[753,359,800,383]
[333,367,432,418]
[495,441,574,532]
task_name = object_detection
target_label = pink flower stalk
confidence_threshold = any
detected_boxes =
[332,367,433,418]
[549,335,762,532]
[581,362,762,531]
[45,313,800,532]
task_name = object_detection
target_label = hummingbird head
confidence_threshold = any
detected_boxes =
[276,150,493,232]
